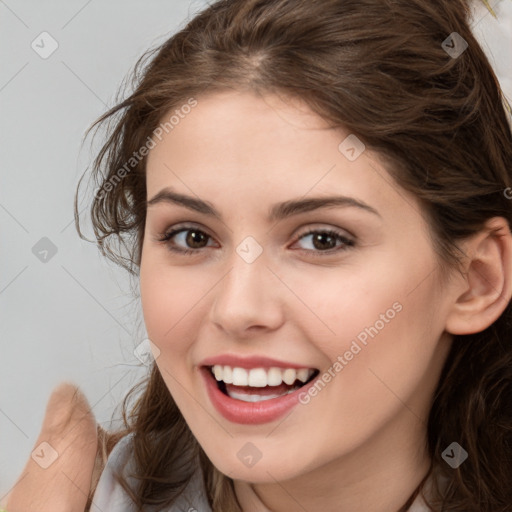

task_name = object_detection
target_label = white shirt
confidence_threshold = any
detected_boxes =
[89,433,433,512]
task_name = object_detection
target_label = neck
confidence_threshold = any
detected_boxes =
[234,409,431,512]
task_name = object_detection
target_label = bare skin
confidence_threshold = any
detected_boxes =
[3,383,100,512]
[140,90,512,512]
[6,91,512,512]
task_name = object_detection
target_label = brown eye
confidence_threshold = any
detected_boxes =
[294,228,355,254]
[157,225,355,257]
[158,226,215,254]
[184,230,209,248]
[310,232,337,250]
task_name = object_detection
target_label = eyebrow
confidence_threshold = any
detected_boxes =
[146,187,381,221]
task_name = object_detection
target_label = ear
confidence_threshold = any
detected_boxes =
[445,217,512,335]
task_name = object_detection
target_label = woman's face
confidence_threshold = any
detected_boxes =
[140,90,454,483]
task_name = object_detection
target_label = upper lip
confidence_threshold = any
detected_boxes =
[199,354,317,370]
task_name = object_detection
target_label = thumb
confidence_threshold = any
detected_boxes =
[5,382,98,512]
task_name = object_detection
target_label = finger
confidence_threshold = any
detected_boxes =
[6,382,98,512]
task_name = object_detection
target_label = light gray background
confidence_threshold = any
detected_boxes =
[0,0,510,501]
[0,0,211,499]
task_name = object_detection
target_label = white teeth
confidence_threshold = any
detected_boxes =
[228,391,283,402]
[267,367,282,386]
[282,369,297,385]
[211,365,315,387]
[232,367,248,386]
[296,368,310,383]
[248,368,267,387]
[223,365,233,384]
[213,365,223,381]
[228,388,299,402]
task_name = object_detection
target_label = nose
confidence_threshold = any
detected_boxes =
[209,250,285,338]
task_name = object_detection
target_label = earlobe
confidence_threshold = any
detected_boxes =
[445,217,512,336]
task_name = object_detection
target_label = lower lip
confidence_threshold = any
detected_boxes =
[200,367,316,425]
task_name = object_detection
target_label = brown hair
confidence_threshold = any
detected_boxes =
[78,0,512,510]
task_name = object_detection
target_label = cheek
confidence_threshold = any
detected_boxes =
[139,254,214,357]
[294,249,442,385]
[318,260,444,416]
[277,257,408,350]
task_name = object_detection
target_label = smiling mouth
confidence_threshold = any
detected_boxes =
[206,365,320,402]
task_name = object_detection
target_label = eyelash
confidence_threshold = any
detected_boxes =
[156,224,355,257]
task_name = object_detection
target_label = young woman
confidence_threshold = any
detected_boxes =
[4,0,511,511]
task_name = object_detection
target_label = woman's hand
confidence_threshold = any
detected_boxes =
[3,382,100,512]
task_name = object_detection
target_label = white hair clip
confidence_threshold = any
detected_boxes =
[470,0,512,120]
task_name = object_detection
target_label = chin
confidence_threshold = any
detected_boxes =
[204,449,308,483]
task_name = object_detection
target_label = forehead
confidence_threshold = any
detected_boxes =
[144,90,421,225]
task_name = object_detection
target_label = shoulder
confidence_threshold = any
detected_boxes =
[406,471,450,512]
[90,432,213,512]
[90,432,139,512]
[407,493,431,512]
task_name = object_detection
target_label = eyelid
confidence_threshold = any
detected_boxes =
[293,223,354,240]
[290,226,355,253]
[155,222,355,255]
[155,222,217,252]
